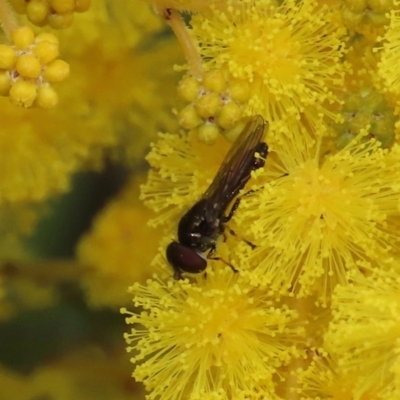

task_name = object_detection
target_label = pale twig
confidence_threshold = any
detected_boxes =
[159,7,203,79]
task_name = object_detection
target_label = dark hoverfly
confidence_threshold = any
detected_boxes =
[166,115,269,280]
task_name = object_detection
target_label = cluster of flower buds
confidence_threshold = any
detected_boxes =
[334,87,396,149]
[0,26,70,108]
[341,0,391,30]
[177,69,251,144]
[10,0,91,29]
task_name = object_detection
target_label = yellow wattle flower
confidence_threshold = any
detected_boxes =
[378,8,400,97]
[123,267,304,400]
[234,132,400,304]
[0,345,142,400]
[0,26,69,108]
[0,0,180,205]
[325,271,400,400]
[176,69,251,144]
[77,177,161,308]
[295,350,376,400]
[340,0,391,35]
[10,0,91,29]
[189,0,348,138]
[332,86,396,150]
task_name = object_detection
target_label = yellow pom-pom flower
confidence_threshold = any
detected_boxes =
[325,271,400,399]
[203,69,225,92]
[217,101,242,130]
[50,0,75,14]
[234,132,400,305]
[26,0,50,26]
[177,70,249,144]
[47,12,74,29]
[177,104,203,129]
[77,177,161,308]
[9,80,37,107]
[0,45,17,69]
[141,116,400,304]
[341,0,391,32]
[0,1,179,206]
[16,54,42,78]
[196,122,220,144]
[10,0,91,29]
[43,59,70,82]
[75,0,90,12]
[11,26,35,49]
[295,351,371,399]
[33,40,59,64]
[0,345,140,400]
[36,85,58,108]
[333,86,396,149]
[123,267,304,400]
[378,9,400,96]
[194,91,221,118]
[189,0,348,138]
[177,75,199,102]
[0,25,70,108]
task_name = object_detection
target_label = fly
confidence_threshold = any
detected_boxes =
[166,115,269,279]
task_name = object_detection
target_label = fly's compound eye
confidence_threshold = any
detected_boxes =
[166,241,207,278]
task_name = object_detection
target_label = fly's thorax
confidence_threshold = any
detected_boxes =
[177,198,220,250]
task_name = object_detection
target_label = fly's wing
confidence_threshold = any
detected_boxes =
[203,115,268,213]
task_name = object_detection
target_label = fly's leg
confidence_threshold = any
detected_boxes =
[222,172,289,244]
[232,172,289,212]
[209,255,238,274]
[222,197,241,224]
[226,226,256,249]
[239,172,289,202]
[221,194,256,249]
[173,268,184,280]
[207,245,238,273]
[222,187,259,224]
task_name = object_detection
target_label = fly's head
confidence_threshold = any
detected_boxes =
[166,241,207,279]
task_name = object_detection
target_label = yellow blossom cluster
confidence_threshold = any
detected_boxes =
[10,0,91,29]
[294,350,372,400]
[78,177,162,308]
[332,86,396,149]
[325,271,400,399]
[378,8,400,96]
[340,0,392,33]
[123,267,304,400]
[186,0,348,143]
[3,0,400,399]
[0,0,179,207]
[123,1,400,399]
[0,345,143,400]
[236,134,400,304]
[0,12,184,383]
[0,25,69,108]
[177,69,251,144]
